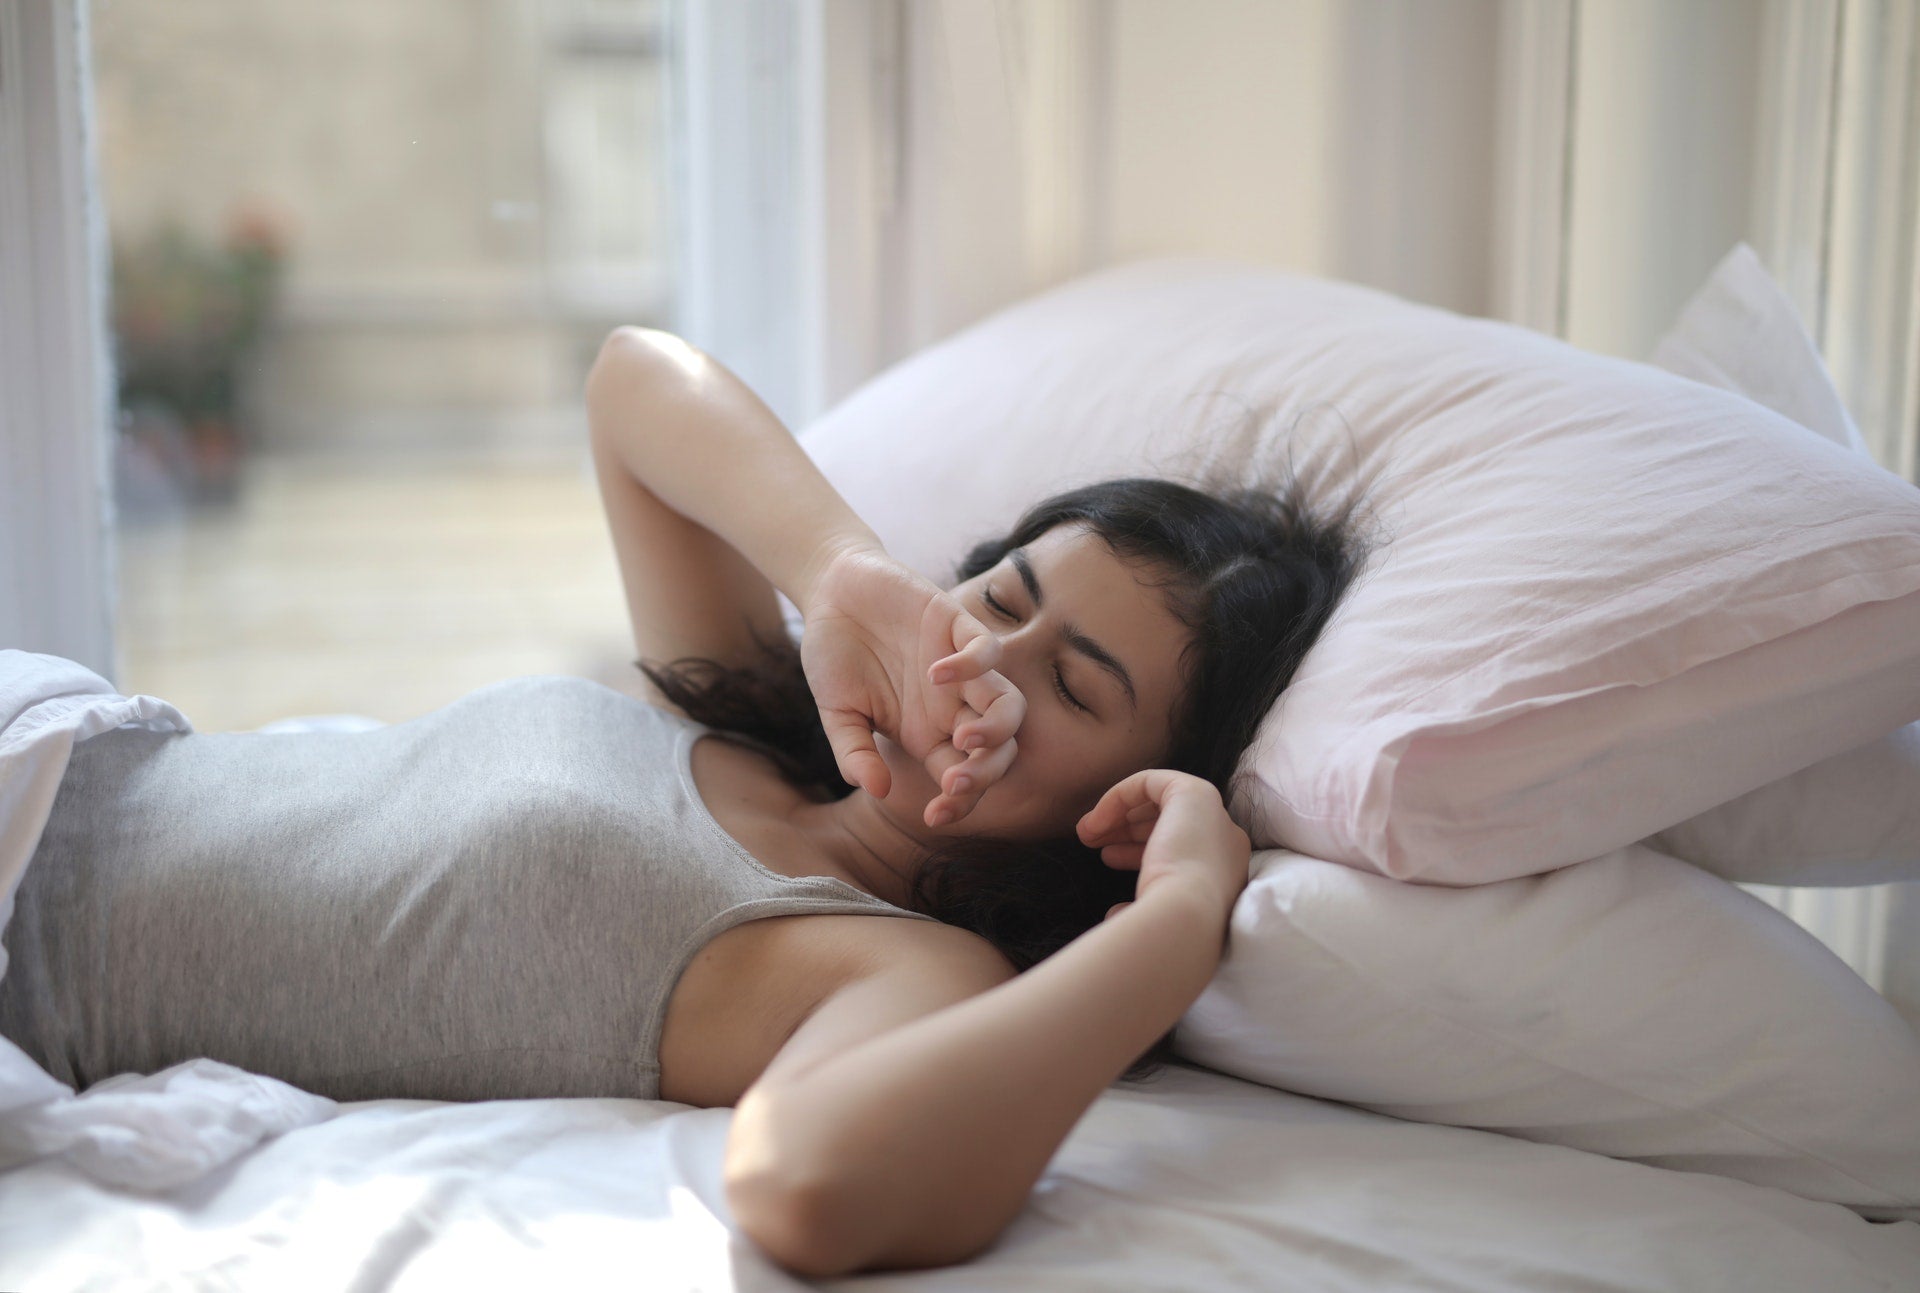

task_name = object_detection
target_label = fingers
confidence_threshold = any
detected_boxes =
[1076,769,1190,846]
[920,599,1023,757]
[919,740,968,825]
[821,709,891,799]
[939,730,1018,801]
[1076,789,1147,847]
[927,610,1002,686]
[923,734,1019,826]
[1087,816,1156,850]
[914,600,1028,827]
[952,677,1025,753]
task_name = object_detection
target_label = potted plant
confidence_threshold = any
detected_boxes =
[110,202,289,507]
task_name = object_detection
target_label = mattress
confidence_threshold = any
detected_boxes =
[5,1061,1917,1291]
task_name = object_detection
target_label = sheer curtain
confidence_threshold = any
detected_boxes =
[0,0,116,677]
[1495,0,1920,1014]
[1497,0,1918,479]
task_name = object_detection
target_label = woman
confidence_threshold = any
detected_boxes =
[0,327,1368,1277]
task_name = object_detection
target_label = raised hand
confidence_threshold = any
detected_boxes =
[800,545,1027,827]
[1075,769,1252,926]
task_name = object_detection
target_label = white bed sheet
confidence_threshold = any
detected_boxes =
[4,1061,1917,1292]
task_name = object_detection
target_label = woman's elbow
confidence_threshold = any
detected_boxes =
[726,1168,1005,1277]
[587,325,708,405]
[725,1169,870,1279]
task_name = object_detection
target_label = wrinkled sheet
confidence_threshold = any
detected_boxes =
[0,650,340,1191]
[3,1062,1918,1290]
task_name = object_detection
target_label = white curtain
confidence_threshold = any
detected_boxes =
[1500,0,1920,1008]
[0,0,116,678]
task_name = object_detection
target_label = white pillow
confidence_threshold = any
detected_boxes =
[799,257,1920,883]
[1651,725,1920,886]
[1172,841,1920,1220]
[1640,243,1920,886]
[1649,243,1871,456]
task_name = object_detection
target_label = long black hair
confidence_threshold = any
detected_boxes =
[639,442,1375,1083]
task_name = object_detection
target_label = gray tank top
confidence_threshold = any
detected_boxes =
[0,675,938,1103]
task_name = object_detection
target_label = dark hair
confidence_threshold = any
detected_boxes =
[640,446,1374,1084]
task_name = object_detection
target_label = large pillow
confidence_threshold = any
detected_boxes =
[1638,243,1920,886]
[798,257,1920,883]
[1171,841,1920,1220]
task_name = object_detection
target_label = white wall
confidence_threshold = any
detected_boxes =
[1100,0,1342,285]
[1104,0,1500,318]
[877,0,1504,374]
[1562,0,1762,361]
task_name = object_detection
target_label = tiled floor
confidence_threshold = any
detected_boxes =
[115,452,650,733]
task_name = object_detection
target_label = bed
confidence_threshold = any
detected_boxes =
[8,1057,1920,1290]
[6,248,1920,1290]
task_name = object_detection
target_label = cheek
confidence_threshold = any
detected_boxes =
[1014,725,1107,799]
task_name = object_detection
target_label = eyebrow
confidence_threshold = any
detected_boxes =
[1009,547,1139,713]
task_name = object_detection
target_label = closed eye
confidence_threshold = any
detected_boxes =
[979,588,1093,715]
[1051,670,1092,715]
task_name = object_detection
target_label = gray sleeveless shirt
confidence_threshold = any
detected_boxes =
[0,676,938,1103]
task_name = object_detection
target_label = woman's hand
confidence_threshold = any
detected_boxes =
[800,544,1027,827]
[1075,770,1252,929]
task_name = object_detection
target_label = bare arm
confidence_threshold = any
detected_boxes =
[586,325,1022,821]
[584,327,884,655]
[724,875,1231,1276]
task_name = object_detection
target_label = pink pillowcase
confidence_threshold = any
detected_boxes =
[799,257,1920,882]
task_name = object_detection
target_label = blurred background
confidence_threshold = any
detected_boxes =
[91,0,676,728]
[7,0,1917,733]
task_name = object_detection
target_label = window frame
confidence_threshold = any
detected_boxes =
[0,0,117,679]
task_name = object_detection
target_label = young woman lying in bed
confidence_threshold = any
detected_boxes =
[0,325,1366,1277]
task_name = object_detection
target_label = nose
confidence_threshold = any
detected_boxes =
[984,622,1045,701]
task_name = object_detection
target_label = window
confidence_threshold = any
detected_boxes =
[87,0,679,730]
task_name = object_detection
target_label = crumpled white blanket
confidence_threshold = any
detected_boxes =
[0,649,339,1191]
